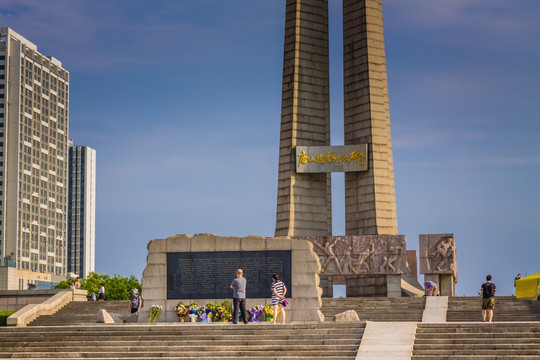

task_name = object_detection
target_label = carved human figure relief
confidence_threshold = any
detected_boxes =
[429,236,456,272]
[317,238,342,274]
[379,245,403,274]
[351,242,376,274]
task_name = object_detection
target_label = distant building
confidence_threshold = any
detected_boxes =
[0,28,70,289]
[68,143,96,279]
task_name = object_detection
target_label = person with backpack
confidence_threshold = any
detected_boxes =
[481,275,497,323]
[129,289,142,313]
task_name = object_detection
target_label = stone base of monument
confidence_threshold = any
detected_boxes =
[424,274,456,297]
[321,274,403,297]
[139,234,324,323]
[419,234,458,297]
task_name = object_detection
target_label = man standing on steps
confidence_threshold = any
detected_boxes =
[230,269,248,324]
[481,275,496,322]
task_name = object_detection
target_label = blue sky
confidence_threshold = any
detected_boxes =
[1,0,539,296]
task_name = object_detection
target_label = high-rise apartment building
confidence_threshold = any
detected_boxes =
[68,143,96,279]
[0,28,69,290]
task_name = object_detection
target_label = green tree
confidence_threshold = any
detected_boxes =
[55,272,141,300]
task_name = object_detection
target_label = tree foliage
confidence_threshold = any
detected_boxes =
[55,272,141,300]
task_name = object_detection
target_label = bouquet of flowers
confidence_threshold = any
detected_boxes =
[188,302,199,322]
[203,303,215,322]
[264,304,279,323]
[148,305,162,324]
[249,304,264,322]
[174,301,188,322]
[214,301,233,322]
[196,306,205,322]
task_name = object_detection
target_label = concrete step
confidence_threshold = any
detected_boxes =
[447,296,540,322]
[0,323,365,359]
[321,297,425,321]
[28,300,131,326]
[412,322,540,359]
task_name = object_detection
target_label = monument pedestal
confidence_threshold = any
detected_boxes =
[424,274,456,296]
[386,275,402,297]
[419,234,457,297]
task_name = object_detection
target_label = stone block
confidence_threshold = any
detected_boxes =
[139,288,166,302]
[166,234,191,252]
[292,309,324,322]
[240,236,266,251]
[291,238,311,250]
[292,285,320,298]
[292,273,319,287]
[335,310,360,322]
[141,275,166,289]
[108,312,125,323]
[142,264,166,278]
[386,274,401,297]
[290,297,321,309]
[292,260,319,274]
[97,309,114,324]
[216,236,241,251]
[147,239,166,253]
[125,312,139,323]
[146,253,166,265]
[266,238,292,250]
[191,234,217,252]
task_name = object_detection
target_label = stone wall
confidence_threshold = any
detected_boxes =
[140,234,324,323]
[0,290,60,311]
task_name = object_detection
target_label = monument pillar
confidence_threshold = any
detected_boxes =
[275,0,332,237]
[275,0,398,238]
[343,0,398,235]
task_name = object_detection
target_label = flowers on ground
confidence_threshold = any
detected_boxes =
[249,304,263,322]
[175,301,188,322]
[148,305,162,323]
[263,304,280,323]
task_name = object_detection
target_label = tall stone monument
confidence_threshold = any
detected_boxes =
[275,0,398,238]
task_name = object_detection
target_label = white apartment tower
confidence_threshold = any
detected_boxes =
[0,28,69,290]
[68,143,96,278]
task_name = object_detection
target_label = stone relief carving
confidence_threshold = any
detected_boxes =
[419,234,457,277]
[304,235,406,276]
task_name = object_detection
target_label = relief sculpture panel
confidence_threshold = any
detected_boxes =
[419,234,457,277]
[302,235,406,276]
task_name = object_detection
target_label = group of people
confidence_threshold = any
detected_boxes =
[69,277,81,290]
[70,277,105,302]
[230,269,288,324]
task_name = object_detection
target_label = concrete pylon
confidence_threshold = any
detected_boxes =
[275,0,398,237]
[275,0,332,237]
[343,0,398,235]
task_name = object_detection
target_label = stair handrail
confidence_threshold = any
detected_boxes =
[7,289,87,327]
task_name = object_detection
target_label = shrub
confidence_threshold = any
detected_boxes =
[55,272,141,300]
[0,310,16,326]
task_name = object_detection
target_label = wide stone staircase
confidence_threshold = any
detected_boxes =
[412,322,540,359]
[447,296,540,322]
[0,322,365,359]
[28,300,130,326]
[322,296,425,322]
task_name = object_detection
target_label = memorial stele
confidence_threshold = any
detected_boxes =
[140,0,457,323]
